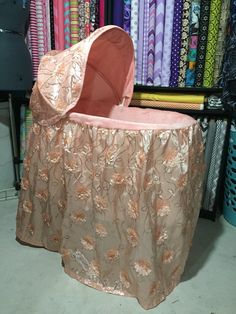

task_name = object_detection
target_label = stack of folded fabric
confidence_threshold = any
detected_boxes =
[131,92,205,110]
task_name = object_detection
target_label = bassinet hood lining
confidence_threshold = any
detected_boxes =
[32,26,134,125]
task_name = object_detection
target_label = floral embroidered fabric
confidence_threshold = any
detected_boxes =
[16,25,204,310]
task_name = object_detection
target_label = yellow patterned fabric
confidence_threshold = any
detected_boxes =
[130,99,204,110]
[132,92,205,104]
[203,0,222,87]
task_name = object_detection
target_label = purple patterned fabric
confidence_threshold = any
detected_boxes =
[161,0,175,86]
[131,0,139,84]
[142,0,150,84]
[169,0,183,87]
[136,0,145,84]
[123,0,131,34]
[147,0,156,85]
[153,0,165,86]
[113,0,123,27]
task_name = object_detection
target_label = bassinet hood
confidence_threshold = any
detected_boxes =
[31,25,135,125]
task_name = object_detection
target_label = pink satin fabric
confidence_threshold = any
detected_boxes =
[16,26,204,310]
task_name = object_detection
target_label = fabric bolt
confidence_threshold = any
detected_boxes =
[194,0,211,87]
[153,0,165,86]
[36,1,46,57]
[46,0,52,51]
[201,119,217,211]
[213,0,231,86]
[29,0,40,79]
[95,0,100,30]
[185,0,201,87]
[130,0,139,83]
[99,0,105,27]
[221,9,236,110]
[147,0,156,85]
[130,99,204,110]
[169,0,183,87]
[49,0,55,49]
[141,0,150,85]
[53,0,65,50]
[70,0,80,45]
[16,25,204,311]
[132,92,205,104]
[64,1,71,48]
[85,0,90,37]
[178,0,191,87]
[90,0,97,32]
[136,0,145,85]
[197,117,209,148]
[123,0,131,34]
[113,0,124,27]
[43,0,50,52]
[208,120,227,211]
[78,1,86,41]
[161,0,175,86]
[203,0,222,87]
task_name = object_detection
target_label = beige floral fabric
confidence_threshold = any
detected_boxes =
[17,119,204,309]
[16,25,204,310]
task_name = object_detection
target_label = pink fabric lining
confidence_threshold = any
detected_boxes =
[69,103,196,130]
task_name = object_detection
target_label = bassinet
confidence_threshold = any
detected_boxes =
[16,25,204,310]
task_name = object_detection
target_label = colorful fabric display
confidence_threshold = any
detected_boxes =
[123,0,131,34]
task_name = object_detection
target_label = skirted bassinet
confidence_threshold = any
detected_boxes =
[16,26,204,310]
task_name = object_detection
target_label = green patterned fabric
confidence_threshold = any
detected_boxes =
[178,0,191,87]
[203,0,222,87]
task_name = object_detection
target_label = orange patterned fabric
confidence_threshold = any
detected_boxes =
[16,26,204,310]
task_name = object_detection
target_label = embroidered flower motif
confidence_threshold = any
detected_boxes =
[22,200,33,213]
[127,228,138,247]
[38,169,49,182]
[162,250,174,264]
[42,213,51,226]
[35,190,48,202]
[155,226,168,244]
[95,223,108,238]
[32,123,40,135]
[21,177,29,190]
[46,151,61,163]
[135,151,147,168]
[27,224,34,235]
[88,260,100,278]
[156,200,170,217]
[105,249,120,262]
[76,186,91,200]
[94,196,107,213]
[163,148,178,163]
[119,271,131,289]
[110,173,126,185]
[149,282,160,296]
[134,260,152,276]
[104,145,118,164]
[51,234,60,243]
[23,158,30,172]
[81,236,95,250]
[57,200,66,212]
[71,211,86,223]
[127,200,139,219]
[64,159,78,172]
[177,174,188,190]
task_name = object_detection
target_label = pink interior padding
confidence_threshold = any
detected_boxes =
[72,28,134,114]
[69,103,196,130]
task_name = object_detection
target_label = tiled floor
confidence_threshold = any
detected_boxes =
[0,198,235,314]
